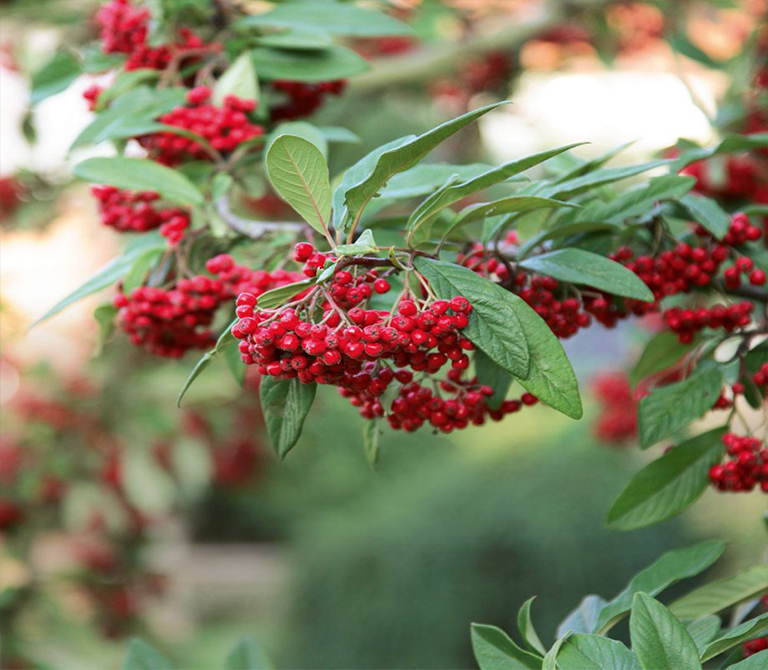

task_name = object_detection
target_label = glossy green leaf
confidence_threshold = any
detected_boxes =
[506,296,582,419]
[701,614,768,661]
[31,50,81,105]
[343,102,508,228]
[254,28,334,51]
[122,248,164,293]
[408,144,582,233]
[553,142,635,182]
[177,323,236,407]
[629,593,701,670]
[267,122,328,158]
[680,193,730,240]
[74,157,204,206]
[94,304,118,354]
[470,624,542,670]
[260,377,316,459]
[595,541,726,634]
[685,616,721,652]
[669,566,768,620]
[251,45,369,82]
[517,597,546,655]
[453,196,575,228]
[558,595,607,637]
[518,222,619,260]
[670,134,768,170]
[543,634,571,670]
[213,52,259,106]
[556,634,641,670]
[638,365,724,448]
[729,650,768,669]
[225,635,272,670]
[383,163,493,200]
[413,258,529,379]
[474,349,513,411]
[266,135,331,234]
[256,279,315,310]
[607,427,727,530]
[31,232,165,327]
[236,1,413,36]
[362,419,381,469]
[335,229,378,255]
[122,638,174,670]
[630,331,696,387]
[520,249,654,302]
[546,160,669,198]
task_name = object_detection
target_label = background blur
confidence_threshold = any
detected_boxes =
[1,1,766,668]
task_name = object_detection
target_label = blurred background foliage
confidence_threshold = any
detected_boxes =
[1,0,766,668]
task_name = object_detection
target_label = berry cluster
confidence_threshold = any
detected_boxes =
[114,255,302,357]
[683,156,761,201]
[591,372,638,444]
[662,302,754,344]
[723,255,766,288]
[92,185,190,244]
[269,80,346,121]
[709,433,768,493]
[139,87,263,165]
[96,0,215,71]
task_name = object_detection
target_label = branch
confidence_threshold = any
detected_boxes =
[719,282,768,304]
[215,197,303,238]
[348,4,565,93]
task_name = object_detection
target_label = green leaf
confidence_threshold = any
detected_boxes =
[638,365,724,448]
[71,87,185,150]
[685,616,721,652]
[335,229,378,255]
[518,222,620,259]
[344,102,508,228]
[470,624,542,670]
[74,157,203,207]
[225,635,272,670]
[95,69,161,109]
[451,196,576,229]
[236,1,413,36]
[595,541,726,635]
[580,175,696,224]
[332,136,414,229]
[268,121,328,158]
[557,634,641,670]
[251,45,369,82]
[122,248,164,293]
[383,163,495,200]
[413,258,530,379]
[554,142,635,182]
[31,233,165,327]
[122,638,174,670]
[595,541,725,635]
[213,52,259,106]
[31,50,81,105]
[517,597,546,655]
[679,193,730,240]
[670,134,768,171]
[254,28,334,51]
[606,427,727,530]
[506,296,583,419]
[630,331,696,387]
[520,249,654,302]
[177,324,236,407]
[362,419,381,469]
[474,349,513,411]
[629,593,701,670]
[260,376,317,459]
[546,161,670,199]
[94,304,118,354]
[266,135,331,234]
[256,279,315,309]
[543,634,571,670]
[558,595,607,637]
[729,650,768,669]
[223,340,246,387]
[408,144,583,232]
[669,566,768,620]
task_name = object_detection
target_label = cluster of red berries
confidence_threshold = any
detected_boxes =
[342,366,537,433]
[662,302,754,344]
[709,433,768,493]
[714,212,764,247]
[96,0,216,71]
[591,372,638,444]
[723,255,766,289]
[269,80,346,121]
[114,254,302,357]
[92,185,190,244]
[139,87,263,165]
